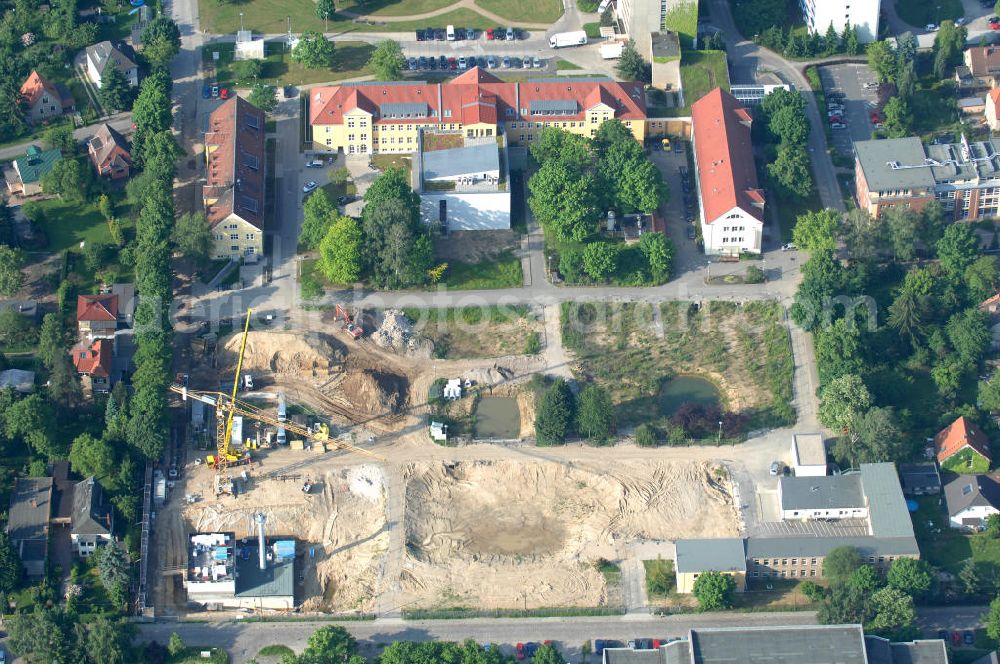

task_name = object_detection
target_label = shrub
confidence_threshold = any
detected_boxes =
[524,330,541,354]
[745,265,765,284]
[799,580,826,602]
[634,423,659,447]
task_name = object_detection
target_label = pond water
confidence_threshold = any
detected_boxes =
[658,375,721,415]
[474,397,520,439]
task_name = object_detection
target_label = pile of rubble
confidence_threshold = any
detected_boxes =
[373,310,415,351]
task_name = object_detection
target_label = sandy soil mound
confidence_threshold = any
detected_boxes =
[398,459,737,610]
[327,370,408,416]
[221,331,344,378]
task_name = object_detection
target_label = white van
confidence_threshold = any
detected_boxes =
[276,426,287,445]
[446,25,456,41]
[277,392,287,423]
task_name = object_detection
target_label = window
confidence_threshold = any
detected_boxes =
[246,114,260,130]
[245,233,255,240]
[231,245,239,251]
[230,233,239,240]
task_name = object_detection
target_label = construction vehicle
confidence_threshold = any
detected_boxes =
[334,303,364,339]
[169,309,383,495]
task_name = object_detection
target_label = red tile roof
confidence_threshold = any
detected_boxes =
[691,87,764,225]
[71,338,112,378]
[309,68,647,128]
[20,70,73,110]
[204,96,265,229]
[936,416,992,465]
[76,294,118,322]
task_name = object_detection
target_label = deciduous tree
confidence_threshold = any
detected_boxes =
[0,245,24,296]
[291,31,335,69]
[792,208,840,253]
[833,406,906,466]
[576,384,614,444]
[368,40,406,81]
[692,570,736,610]
[818,373,872,432]
[171,212,212,264]
[768,144,813,198]
[141,16,181,66]
[247,83,278,113]
[639,231,673,281]
[886,557,933,599]
[582,241,619,281]
[938,223,982,279]
[823,546,862,582]
[318,215,362,284]
[615,40,649,82]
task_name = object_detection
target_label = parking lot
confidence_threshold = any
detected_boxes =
[818,63,881,156]
[649,141,708,275]
[404,53,553,75]
[401,26,561,72]
[752,490,871,537]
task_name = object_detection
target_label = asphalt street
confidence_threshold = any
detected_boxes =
[137,605,991,664]
[819,64,881,157]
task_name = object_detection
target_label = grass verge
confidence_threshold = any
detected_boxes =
[403,606,625,619]
[400,305,539,359]
[204,41,374,88]
[474,0,563,22]
[894,0,963,27]
[257,645,295,657]
[440,252,523,290]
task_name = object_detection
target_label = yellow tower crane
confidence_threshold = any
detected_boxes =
[171,309,382,495]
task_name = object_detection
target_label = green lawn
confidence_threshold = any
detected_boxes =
[911,496,1000,575]
[556,59,583,71]
[474,0,563,23]
[583,21,602,39]
[199,0,512,35]
[441,252,523,290]
[343,0,456,16]
[320,179,358,202]
[32,199,112,253]
[205,41,375,88]
[664,1,698,49]
[894,0,963,27]
[680,50,730,108]
[911,79,961,138]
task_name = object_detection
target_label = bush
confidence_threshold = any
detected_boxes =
[693,570,736,610]
[745,265,765,284]
[646,557,675,595]
[799,580,826,602]
[535,379,576,445]
[577,0,599,10]
[634,423,659,447]
[524,330,541,354]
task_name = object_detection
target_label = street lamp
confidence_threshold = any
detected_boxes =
[717,420,723,445]
[239,11,245,32]
[706,260,712,282]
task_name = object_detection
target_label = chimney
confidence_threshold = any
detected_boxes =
[256,512,267,571]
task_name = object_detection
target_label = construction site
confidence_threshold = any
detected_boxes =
[151,307,742,616]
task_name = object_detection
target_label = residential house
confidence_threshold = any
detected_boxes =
[308,68,647,156]
[854,135,1000,221]
[204,96,265,260]
[70,477,113,556]
[790,433,827,477]
[6,145,62,196]
[416,133,510,231]
[674,537,746,594]
[7,477,53,577]
[935,415,992,472]
[84,41,138,88]
[602,625,947,664]
[70,338,113,395]
[76,293,118,339]
[19,70,74,124]
[964,47,1000,88]
[111,283,135,325]
[0,299,39,323]
[956,65,975,90]
[87,123,131,180]
[778,473,866,520]
[690,87,765,255]
[800,0,880,42]
[898,463,942,496]
[943,474,1000,529]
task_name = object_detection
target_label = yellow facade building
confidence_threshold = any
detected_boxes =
[308,68,648,155]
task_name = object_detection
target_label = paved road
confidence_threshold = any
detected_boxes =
[820,64,880,159]
[136,604,991,663]
[0,112,134,163]
[705,0,844,214]
[137,611,819,663]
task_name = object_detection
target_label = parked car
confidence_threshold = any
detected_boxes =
[831,122,847,129]
[465,28,476,39]
[770,461,782,476]
[687,225,696,239]
[516,643,526,660]
[594,640,608,655]
[434,28,445,40]
[486,27,495,39]
[458,56,467,69]
[202,84,211,98]
[869,111,880,123]
[937,630,949,641]
[302,181,318,193]
[991,16,1000,24]
[438,55,448,69]
[211,84,220,97]
[506,26,515,40]
[926,23,938,31]
[447,56,457,70]
[532,56,542,68]
[964,631,975,645]
[487,55,497,68]
[993,22,1000,30]
[306,159,324,168]
[781,243,797,251]
[283,84,296,98]
[417,56,428,69]
[408,57,418,69]
[524,643,539,657]
[219,87,230,99]
[416,29,425,41]
[511,56,523,68]
[952,631,962,647]
[502,56,511,68]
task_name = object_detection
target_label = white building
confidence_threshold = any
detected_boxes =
[690,88,765,256]
[186,532,296,610]
[944,475,1000,529]
[443,379,463,400]
[416,136,510,231]
[799,0,880,44]
[430,421,448,442]
[84,41,138,88]
[778,474,868,520]
[791,433,827,477]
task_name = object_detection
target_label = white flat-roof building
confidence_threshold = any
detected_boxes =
[799,0,880,44]
[791,433,827,477]
[417,136,511,231]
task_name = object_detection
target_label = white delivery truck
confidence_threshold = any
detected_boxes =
[600,42,625,59]
[549,30,587,48]
[446,25,456,41]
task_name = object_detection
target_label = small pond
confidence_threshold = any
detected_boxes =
[474,397,520,439]
[659,375,721,415]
